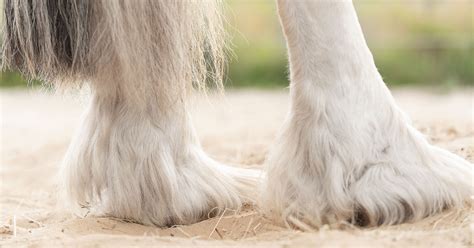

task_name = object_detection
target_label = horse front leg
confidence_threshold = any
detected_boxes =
[262,0,472,227]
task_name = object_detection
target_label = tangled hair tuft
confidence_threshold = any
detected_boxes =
[2,0,227,99]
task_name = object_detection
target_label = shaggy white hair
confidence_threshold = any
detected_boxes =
[2,0,472,228]
[2,0,259,226]
[261,0,473,227]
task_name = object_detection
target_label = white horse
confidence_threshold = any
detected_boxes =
[2,0,472,227]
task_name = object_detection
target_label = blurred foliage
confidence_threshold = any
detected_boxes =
[356,0,474,87]
[1,0,473,88]
[1,70,42,87]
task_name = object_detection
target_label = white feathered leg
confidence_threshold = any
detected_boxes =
[1,0,260,227]
[262,0,473,226]
[47,1,262,227]
[62,88,259,226]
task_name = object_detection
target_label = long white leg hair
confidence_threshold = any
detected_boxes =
[2,0,225,93]
[2,0,260,226]
[262,0,473,227]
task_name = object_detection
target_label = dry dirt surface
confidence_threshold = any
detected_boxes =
[1,88,473,247]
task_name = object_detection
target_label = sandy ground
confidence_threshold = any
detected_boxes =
[0,88,473,247]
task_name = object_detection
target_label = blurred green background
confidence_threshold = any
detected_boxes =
[1,0,473,88]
